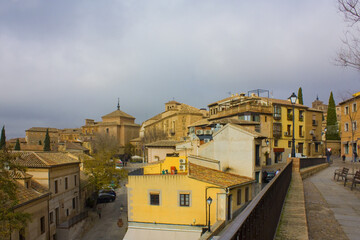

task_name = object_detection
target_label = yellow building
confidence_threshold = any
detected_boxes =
[15,152,82,239]
[208,92,323,162]
[9,171,51,240]
[339,92,360,159]
[81,104,140,151]
[125,156,254,239]
[142,101,208,142]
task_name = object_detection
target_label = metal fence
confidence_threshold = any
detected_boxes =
[300,157,326,169]
[217,161,293,240]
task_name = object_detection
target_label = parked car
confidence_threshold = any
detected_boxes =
[97,193,116,203]
[99,188,116,196]
[265,172,276,183]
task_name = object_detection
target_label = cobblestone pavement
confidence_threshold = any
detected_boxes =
[304,157,360,240]
[79,182,128,240]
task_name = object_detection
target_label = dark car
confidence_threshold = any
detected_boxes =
[97,193,116,203]
[99,188,116,197]
[265,172,276,182]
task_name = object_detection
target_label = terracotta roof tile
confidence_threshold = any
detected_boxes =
[145,140,184,147]
[101,109,135,119]
[14,152,80,168]
[188,163,254,188]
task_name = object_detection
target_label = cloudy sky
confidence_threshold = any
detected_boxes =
[0,0,359,139]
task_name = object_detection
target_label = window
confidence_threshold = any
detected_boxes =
[345,106,349,115]
[55,208,59,225]
[66,209,69,216]
[65,177,68,190]
[274,140,278,147]
[265,116,267,122]
[353,103,357,112]
[49,212,54,224]
[237,189,242,205]
[288,141,292,148]
[352,121,357,131]
[106,128,109,133]
[273,105,281,119]
[72,198,76,209]
[74,175,77,186]
[345,123,349,132]
[299,125,303,137]
[54,180,58,194]
[245,187,249,202]
[150,193,160,205]
[345,143,349,154]
[40,216,45,234]
[315,143,319,152]
[179,194,190,207]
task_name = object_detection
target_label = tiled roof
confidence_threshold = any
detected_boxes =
[9,170,33,179]
[188,118,259,128]
[15,152,80,168]
[26,127,58,132]
[102,109,135,119]
[188,163,254,188]
[15,179,50,208]
[65,142,89,151]
[263,98,307,108]
[145,140,184,147]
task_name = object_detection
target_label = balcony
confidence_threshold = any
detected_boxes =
[273,113,281,120]
[312,120,318,126]
[287,114,293,121]
[299,116,304,122]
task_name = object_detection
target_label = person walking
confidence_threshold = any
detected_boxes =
[342,154,346,163]
[97,205,102,219]
[354,151,358,163]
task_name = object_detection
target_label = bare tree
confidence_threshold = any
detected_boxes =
[337,0,360,70]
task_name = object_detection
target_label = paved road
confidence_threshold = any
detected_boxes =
[304,157,360,240]
[79,184,128,240]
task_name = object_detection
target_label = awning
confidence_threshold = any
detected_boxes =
[273,148,284,153]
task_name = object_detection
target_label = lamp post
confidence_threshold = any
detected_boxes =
[207,196,212,232]
[289,93,297,157]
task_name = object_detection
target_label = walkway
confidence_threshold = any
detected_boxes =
[77,182,128,240]
[304,158,360,240]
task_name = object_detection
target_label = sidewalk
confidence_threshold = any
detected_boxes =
[304,157,360,240]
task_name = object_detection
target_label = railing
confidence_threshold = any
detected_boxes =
[218,161,292,240]
[57,211,88,229]
[300,157,326,169]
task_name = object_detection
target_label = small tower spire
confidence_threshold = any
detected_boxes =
[316,95,319,101]
[117,98,120,110]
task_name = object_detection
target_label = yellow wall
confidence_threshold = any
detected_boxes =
[144,156,187,174]
[127,174,221,226]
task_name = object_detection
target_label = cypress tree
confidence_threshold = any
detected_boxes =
[326,92,340,140]
[298,87,303,105]
[14,138,21,150]
[0,125,6,150]
[43,128,51,151]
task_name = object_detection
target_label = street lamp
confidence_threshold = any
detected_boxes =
[207,196,212,232]
[289,92,297,157]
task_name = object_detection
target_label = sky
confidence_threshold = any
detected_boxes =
[0,0,359,139]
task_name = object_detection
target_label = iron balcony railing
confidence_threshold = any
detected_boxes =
[217,161,292,240]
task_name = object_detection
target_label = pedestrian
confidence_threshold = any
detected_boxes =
[354,151,358,163]
[342,154,346,163]
[97,205,102,219]
[262,170,268,183]
[326,149,331,163]
[275,169,280,175]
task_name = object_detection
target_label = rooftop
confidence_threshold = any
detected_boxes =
[14,152,80,168]
[189,163,254,188]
